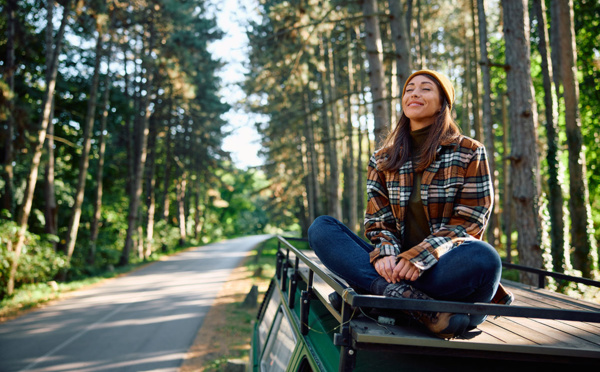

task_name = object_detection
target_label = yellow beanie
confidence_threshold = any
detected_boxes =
[402,69,455,109]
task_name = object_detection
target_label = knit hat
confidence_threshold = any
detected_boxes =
[402,69,455,109]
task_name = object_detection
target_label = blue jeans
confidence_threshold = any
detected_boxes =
[307,215,502,327]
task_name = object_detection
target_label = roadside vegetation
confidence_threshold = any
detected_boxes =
[0,241,201,321]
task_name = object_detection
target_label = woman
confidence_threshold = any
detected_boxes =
[308,69,509,339]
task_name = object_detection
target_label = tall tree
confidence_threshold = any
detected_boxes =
[501,93,513,263]
[303,87,319,222]
[176,171,187,246]
[557,0,598,276]
[388,0,411,103]
[469,0,482,142]
[144,110,160,259]
[415,0,424,68]
[8,0,72,295]
[323,36,341,220]
[120,21,155,266]
[461,23,472,136]
[361,0,390,145]
[532,0,567,272]
[502,0,542,284]
[573,0,600,267]
[549,0,562,102]
[476,0,498,247]
[43,0,58,247]
[162,109,174,223]
[64,9,108,268]
[0,0,17,216]
[89,65,112,265]
[344,29,357,231]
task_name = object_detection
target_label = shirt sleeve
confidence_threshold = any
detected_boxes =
[398,144,494,271]
[364,153,403,262]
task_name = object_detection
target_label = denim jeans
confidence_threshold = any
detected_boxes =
[307,215,502,327]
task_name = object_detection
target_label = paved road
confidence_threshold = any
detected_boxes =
[0,235,273,372]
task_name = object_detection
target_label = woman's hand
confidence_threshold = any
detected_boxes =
[374,256,398,283]
[392,258,420,282]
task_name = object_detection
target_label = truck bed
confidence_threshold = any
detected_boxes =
[299,250,600,365]
[252,237,600,371]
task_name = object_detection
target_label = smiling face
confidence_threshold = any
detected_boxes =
[402,74,443,131]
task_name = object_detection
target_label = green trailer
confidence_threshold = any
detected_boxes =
[250,236,600,371]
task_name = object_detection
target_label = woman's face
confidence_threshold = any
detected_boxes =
[402,75,442,131]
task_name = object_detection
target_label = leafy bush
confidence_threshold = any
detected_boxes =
[0,220,68,299]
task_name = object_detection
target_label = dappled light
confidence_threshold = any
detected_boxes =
[2,0,600,370]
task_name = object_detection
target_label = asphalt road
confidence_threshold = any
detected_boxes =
[0,235,273,372]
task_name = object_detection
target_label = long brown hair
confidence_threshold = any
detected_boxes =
[378,76,461,172]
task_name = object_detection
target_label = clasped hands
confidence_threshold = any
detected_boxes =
[374,256,420,283]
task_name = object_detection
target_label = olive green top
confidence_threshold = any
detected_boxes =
[403,125,432,252]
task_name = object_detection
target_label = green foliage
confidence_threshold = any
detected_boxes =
[574,0,600,246]
[0,0,244,298]
[0,220,68,299]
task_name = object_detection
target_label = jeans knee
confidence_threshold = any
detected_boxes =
[471,241,502,278]
[308,215,335,249]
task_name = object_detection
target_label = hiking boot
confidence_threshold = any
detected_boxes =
[383,283,469,339]
[492,284,514,305]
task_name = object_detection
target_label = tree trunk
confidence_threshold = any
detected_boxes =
[318,37,340,220]
[194,184,202,240]
[8,0,71,295]
[177,176,187,246]
[195,187,206,239]
[122,41,135,201]
[558,0,598,276]
[502,0,543,285]
[301,134,312,232]
[476,0,499,248]
[361,0,390,146]
[89,67,112,265]
[357,120,366,237]
[470,0,483,142]
[1,0,17,215]
[549,0,562,102]
[324,36,341,220]
[137,224,144,260]
[415,0,424,68]
[405,0,413,43]
[462,25,473,136]
[44,118,58,246]
[383,22,398,127]
[302,89,316,223]
[120,27,155,266]
[144,115,158,259]
[357,54,368,237]
[501,93,513,263]
[533,0,567,273]
[345,33,357,232]
[162,108,173,222]
[388,0,411,112]
[305,88,321,218]
[43,0,57,247]
[318,64,333,218]
[64,21,106,267]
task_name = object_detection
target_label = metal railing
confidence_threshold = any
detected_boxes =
[276,235,600,323]
[501,261,600,289]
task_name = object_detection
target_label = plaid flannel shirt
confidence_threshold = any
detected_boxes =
[365,135,493,272]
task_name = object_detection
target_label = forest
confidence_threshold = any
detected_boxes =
[1,0,599,301]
